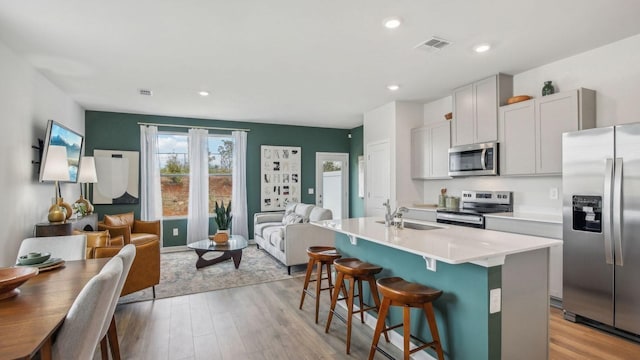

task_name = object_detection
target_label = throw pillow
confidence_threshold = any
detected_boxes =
[282,213,304,225]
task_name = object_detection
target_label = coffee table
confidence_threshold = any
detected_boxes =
[187,235,248,269]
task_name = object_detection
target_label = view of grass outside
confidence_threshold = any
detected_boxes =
[158,134,233,217]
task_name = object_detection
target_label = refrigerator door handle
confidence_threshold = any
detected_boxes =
[603,158,614,265]
[613,158,623,266]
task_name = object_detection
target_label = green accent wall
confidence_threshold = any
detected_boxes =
[85,111,350,246]
[335,233,502,360]
[349,125,364,218]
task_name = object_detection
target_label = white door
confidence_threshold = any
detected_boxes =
[316,152,349,219]
[365,140,390,217]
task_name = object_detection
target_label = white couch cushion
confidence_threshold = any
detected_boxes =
[263,226,285,252]
[309,207,332,221]
[294,204,314,221]
[254,222,281,238]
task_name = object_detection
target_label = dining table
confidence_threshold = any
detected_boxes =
[0,258,109,360]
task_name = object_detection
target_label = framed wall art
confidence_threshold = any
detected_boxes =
[93,149,140,205]
[261,145,301,211]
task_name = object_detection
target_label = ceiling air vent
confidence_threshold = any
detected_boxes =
[138,89,153,96]
[415,37,452,52]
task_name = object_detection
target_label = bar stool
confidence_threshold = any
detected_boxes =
[325,257,389,354]
[299,246,342,324]
[368,277,445,360]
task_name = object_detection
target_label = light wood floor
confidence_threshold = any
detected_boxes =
[109,277,640,359]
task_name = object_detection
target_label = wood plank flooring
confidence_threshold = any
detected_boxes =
[108,277,640,359]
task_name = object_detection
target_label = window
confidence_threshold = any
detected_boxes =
[158,133,233,217]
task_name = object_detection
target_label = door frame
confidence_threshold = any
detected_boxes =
[315,152,349,219]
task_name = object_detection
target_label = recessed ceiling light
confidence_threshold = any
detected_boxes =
[474,43,491,53]
[387,84,400,91]
[383,17,402,29]
[198,91,210,96]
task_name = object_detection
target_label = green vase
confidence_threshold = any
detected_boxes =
[542,81,555,96]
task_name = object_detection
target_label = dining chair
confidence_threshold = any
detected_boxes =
[52,256,123,360]
[17,235,87,262]
[98,244,136,360]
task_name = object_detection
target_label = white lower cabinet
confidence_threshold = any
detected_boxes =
[411,121,451,179]
[485,215,563,300]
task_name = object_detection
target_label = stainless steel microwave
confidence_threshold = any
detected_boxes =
[448,142,499,176]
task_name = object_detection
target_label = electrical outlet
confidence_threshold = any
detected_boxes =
[490,288,501,314]
[173,228,178,236]
[308,188,314,195]
[549,187,559,200]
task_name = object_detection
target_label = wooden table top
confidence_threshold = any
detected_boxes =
[0,258,108,360]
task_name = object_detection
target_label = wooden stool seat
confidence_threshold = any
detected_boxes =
[326,258,388,354]
[376,276,443,305]
[369,277,445,360]
[300,246,342,324]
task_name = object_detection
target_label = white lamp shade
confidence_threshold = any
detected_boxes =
[78,156,98,183]
[41,145,70,181]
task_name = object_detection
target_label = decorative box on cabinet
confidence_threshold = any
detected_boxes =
[451,74,513,146]
[498,88,595,176]
[411,122,451,179]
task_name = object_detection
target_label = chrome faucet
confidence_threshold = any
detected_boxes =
[383,199,408,228]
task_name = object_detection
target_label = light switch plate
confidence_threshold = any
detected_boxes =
[173,228,179,236]
[490,288,501,314]
[308,188,314,195]
[549,187,559,200]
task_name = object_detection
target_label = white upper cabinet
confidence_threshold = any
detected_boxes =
[411,121,451,179]
[499,88,596,176]
[452,74,513,147]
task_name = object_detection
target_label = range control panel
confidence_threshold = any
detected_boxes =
[461,191,512,205]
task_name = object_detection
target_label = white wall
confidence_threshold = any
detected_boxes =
[0,40,84,266]
[420,33,640,216]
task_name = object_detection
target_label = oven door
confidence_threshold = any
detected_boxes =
[448,142,498,176]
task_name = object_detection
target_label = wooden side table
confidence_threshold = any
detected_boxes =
[35,213,99,237]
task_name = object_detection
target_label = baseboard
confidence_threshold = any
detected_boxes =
[335,301,437,360]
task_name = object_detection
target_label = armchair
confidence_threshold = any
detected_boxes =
[92,212,161,297]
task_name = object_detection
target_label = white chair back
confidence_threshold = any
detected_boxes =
[99,244,136,340]
[52,256,123,359]
[17,235,87,262]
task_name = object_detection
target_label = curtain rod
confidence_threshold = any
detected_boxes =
[137,121,250,132]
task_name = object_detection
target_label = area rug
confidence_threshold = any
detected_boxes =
[119,245,304,304]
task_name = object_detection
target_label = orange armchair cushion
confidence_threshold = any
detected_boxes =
[103,212,135,228]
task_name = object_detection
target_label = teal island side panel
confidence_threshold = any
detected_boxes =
[335,233,502,360]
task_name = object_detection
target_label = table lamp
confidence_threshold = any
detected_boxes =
[76,156,98,214]
[41,145,70,223]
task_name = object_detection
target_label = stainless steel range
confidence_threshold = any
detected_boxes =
[436,190,513,228]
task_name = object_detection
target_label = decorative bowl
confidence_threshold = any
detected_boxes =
[17,252,51,265]
[0,266,39,300]
[507,95,532,105]
[210,232,229,244]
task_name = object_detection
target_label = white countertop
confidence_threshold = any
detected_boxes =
[484,212,562,224]
[312,217,562,267]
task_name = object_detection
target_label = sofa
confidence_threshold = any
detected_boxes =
[254,203,334,274]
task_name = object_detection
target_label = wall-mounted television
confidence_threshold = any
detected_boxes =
[38,120,84,183]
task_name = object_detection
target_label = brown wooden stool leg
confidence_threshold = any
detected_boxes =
[368,297,391,360]
[299,258,314,309]
[325,271,345,333]
[403,305,411,360]
[325,262,334,298]
[368,277,390,343]
[346,275,356,354]
[424,302,445,359]
[314,260,322,324]
[357,278,365,323]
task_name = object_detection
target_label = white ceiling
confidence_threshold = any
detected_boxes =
[1,1,640,129]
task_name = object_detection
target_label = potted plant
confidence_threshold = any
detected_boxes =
[213,200,232,244]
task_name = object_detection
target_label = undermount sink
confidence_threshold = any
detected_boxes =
[375,220,441,231]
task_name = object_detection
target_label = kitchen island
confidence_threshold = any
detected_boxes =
[312,217,561,360]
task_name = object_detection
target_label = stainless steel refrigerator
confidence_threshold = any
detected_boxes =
[562,123,640,336]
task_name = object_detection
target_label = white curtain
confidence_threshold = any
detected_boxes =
[231,131,248,239]
[187,128,210,244]
[139,126,162,223]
